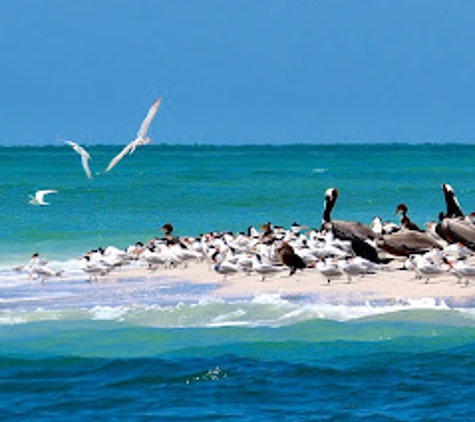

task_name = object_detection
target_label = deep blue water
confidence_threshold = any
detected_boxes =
[2,314,475,421]
[2,143,475,420]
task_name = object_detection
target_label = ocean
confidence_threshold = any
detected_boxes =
[1,143,475,420]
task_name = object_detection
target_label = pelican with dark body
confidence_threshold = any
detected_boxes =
[321,188,381,263]
[436,183,475,250]
[378,184,469,256]
[321,188,376,241]
[441,183,464,219]
[437,218,475,250]
[376,230,443,257]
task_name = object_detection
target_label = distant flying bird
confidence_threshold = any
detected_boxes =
[28,190,57,206]
[64,139,92,179]
[105,97,161,173]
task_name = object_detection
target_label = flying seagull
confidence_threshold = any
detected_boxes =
[105,97,161,173]
[29,190,58,206]
[64,140,92,179]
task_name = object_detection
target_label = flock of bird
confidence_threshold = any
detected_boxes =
[22,96,475,287]
[28,97,161,205]
[22,182,475,288]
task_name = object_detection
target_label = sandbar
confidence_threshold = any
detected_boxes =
[109,258,475,306]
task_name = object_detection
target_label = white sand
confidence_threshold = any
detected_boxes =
[112,259,475,304]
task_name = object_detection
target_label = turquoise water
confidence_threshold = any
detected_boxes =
[2,143,475,262]
[2,144,475,420]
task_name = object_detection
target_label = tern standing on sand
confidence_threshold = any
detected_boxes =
[64,140,93,179]
[105,97,161,173]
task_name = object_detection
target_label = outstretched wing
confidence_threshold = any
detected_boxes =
[81,154,93,179]
[137,97,161,139]
[64,139,91,159]
[104,142,134,173]
[64,139,92,178]
[36,189,57,198]
[64,140,78,149]
[35,189,58,204]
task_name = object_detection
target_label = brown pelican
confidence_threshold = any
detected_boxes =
[437,218,475,250]
[321,188,382,263]
[321,188,376,241]
[441,183,464,218]
[395,204,423,232]
[377,229,443,257]
[436,183,475,250]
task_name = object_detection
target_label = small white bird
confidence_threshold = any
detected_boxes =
[316,258,344,284]
[411,255,448,284]
[252,254,285,281]
[64,140,92,179]
[338,257,375,283]
[214,260,241,281]
[168,243,203,267]
[28,190,58,206]
[79,255,112,282]
[139,245,171,270]
[105,97,161,173]
[446,258,475,286]
[29,264,63,283]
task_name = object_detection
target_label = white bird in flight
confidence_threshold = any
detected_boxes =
[105,97,161,173]
[28,190,58,206]
[64,140,93,179]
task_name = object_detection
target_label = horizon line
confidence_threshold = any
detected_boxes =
[1,140,475,148]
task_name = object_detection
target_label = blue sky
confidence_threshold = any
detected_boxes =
[1,1,475,145]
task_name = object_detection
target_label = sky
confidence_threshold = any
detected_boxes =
[1,0,475,145]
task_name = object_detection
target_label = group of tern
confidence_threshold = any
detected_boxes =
[19,215,475,286]
[19,223,379,284]
[21,181,475,285]
[18,185,475,287]
[29,97,161,205]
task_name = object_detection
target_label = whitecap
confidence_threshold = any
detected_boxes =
[251,293,291,305]
[89,305,129,321]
